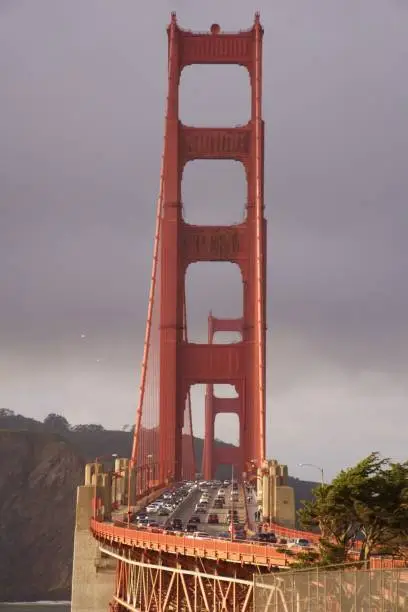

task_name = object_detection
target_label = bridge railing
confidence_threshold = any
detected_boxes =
[91,519,290,567]
[261,521,320,542]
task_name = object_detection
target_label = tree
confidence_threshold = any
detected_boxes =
[43,413,70,433]
[298,453,408,566]
[0,409,15,418]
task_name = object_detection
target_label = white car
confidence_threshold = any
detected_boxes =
[193,531,211,539]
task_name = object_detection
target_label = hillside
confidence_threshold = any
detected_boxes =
[0,410,318,510]
[0,410,318,505]
[0,430,84,602]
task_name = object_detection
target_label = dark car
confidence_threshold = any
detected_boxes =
[189,515,201,523]
[172,518,183,530]
[186,522,198,532]
[256,533,277,543]
[208,513,219,524]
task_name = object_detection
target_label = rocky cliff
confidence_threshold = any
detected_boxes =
[0,430,84,602]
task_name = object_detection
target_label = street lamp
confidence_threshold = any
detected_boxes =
[297,463,325,486]
[230,464,234,542]
[147,454,154,489]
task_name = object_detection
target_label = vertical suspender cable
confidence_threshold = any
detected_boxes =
[131,20,176,468]
[254,14,266,462]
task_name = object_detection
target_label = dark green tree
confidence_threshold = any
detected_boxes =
[298,453,408,566]
[43,412,70,433]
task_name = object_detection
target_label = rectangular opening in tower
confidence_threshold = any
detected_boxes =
[189,383,240,475]
[182,160,247,226]
[179,65,250,127]
[185,262,243,343]
[213,330,242,344]
[214,392,240,444]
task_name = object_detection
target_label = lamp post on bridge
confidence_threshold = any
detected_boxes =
[93,453,118,520]
[297,463,325,486]
[147,454,154,489]
[230,463,235,542]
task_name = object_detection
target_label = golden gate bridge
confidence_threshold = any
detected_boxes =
[70,14,407,612]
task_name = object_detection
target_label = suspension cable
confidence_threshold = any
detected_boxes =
[131,17,177,467]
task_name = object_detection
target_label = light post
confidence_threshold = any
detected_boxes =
[230,464,234,542]
[297,463,325,486]
[127,457,134,527]
[93,453,118,520]
[147,454,153,489]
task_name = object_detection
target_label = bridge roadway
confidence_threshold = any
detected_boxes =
[92,481,291,569]
[157,482,250,538]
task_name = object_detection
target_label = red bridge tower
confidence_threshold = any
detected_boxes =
[132,14,267,486]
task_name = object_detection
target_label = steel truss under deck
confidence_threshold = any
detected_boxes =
[103,545,259,612]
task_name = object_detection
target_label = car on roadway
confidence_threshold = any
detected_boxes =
[207,513,219,524]
[172,518,183,530]
[193,531,211,539]
[254,533,277,544]
[189,515,201,524]
[158,508,169,516]
[186,522,198,532]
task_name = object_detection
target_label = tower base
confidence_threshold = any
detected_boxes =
[70,485,116,612]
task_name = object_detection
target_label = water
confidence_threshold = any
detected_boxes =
[0,604,70,612]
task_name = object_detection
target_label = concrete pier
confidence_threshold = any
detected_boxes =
[70,483,116,612]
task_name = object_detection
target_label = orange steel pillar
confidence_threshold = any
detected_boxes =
[202,314,245,480]
[159,14,266,483]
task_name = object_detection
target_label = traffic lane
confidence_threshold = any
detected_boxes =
[206,484,246,536]
[194,484,242,537]
[175,485,221,533]
[171,488,202,526]
[205,486,229,536]
[140,486,198,526]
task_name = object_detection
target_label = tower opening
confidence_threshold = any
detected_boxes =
[180,65,250,127]
[184,262,243,343]
[182,160,246,226]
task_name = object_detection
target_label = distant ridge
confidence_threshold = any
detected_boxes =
[0,408,318,510]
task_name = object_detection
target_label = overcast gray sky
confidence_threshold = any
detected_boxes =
[1,0,407,480]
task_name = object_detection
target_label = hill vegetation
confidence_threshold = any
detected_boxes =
[0,408,317,510]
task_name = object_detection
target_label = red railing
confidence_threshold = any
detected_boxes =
[91,519,289,567]
[263,521,321,543]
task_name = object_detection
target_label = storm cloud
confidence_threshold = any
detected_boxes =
[1,0,407,480]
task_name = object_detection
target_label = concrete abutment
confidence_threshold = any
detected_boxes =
[70,483,116,612]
